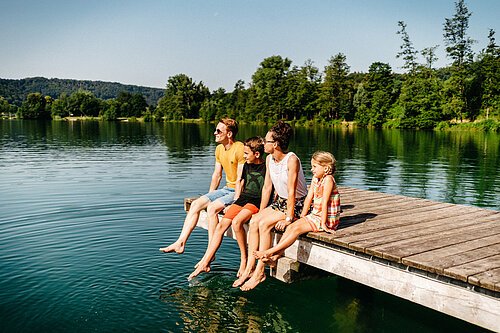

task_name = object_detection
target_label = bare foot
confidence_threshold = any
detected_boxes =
[159,242,184,254]
[253,250,271,260]
[261,255,280,268]
[188,263,211,281]
[240,273,266,291]
[232,272,251,288]
[262,253,281,264]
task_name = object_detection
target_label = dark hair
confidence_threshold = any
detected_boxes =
[269,120,292,151]
[219,118,238,138]
[244,136,265,156]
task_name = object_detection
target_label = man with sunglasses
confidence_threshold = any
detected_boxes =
[160,118,245,255]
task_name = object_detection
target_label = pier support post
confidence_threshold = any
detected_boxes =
[270,257,301,283]
[270,257,329,283]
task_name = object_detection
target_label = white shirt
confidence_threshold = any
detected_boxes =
[269,152,308,199]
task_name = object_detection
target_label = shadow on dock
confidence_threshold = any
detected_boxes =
[338,213,378,229]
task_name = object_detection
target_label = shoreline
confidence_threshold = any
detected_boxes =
[1,116,498,132]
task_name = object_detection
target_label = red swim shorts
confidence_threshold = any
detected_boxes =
[223,203,259,220]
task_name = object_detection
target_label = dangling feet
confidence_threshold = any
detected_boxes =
[240,272,266,291]
[159,241,184,254]
[188,262,211,281]
[232,267,253,288]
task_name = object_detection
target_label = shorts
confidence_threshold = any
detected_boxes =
[305,213,339,232]
[305,214,322,232]
[223,203,259,220]
[270,196,306,218]
[202,187,235,206]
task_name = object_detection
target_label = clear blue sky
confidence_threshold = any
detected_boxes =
[1,0,498,91]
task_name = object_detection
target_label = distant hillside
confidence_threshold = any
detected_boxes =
[0,77,164,106]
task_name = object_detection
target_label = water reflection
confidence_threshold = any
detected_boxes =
[1,119,495,332]
[160,275,291,332]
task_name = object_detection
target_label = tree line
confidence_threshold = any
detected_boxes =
[1,0,499,130]
[0,77,164,106]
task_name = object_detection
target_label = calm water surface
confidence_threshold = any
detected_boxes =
[1,120,497,332]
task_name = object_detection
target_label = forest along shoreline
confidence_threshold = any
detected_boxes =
[1,1,499,132]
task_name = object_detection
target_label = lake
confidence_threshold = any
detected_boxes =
[0,120,497,332]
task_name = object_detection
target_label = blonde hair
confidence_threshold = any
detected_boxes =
[312,151,336,175]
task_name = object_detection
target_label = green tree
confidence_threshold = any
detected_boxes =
[478,29,500,119]
[285,59,320,121]
[396,21,418,74]
[17,92,50,119]
[421,45,440,70]
[156,74,209,120]
[442,0,476,121]
[116,92,148,117]
[51,93,70,118]
[66,90,100,117]
[200,88,228,121]
[249,55,292,121]
[354,62,395,127]
[228,80,248,121]
[319,54,351,121]
[101,99,119,120]
[443,0,475,68]
[0,96,12,116]
[395,72,443,128]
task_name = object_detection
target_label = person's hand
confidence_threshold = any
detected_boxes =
[275,220,291,231]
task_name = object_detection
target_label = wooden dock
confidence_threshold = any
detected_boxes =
[188,186,500,331]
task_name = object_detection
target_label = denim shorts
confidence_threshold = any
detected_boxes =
[202,187,235,206]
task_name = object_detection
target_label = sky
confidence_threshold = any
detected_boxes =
[1,0,499,91]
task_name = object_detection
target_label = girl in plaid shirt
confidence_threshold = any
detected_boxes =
[253,151,340,263]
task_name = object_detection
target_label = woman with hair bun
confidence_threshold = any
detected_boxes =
[236,120,308,290]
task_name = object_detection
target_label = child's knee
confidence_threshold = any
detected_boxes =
[248,219,259,231]
[232,217,245,228]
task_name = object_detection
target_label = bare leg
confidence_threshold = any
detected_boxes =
[231,209,254,277]
[193,199,225,267]
[240,209,285,291]
[232,209,268,288]
[254,218,313,260]
[159,196,210,254]
[207,200,225,245]
[188,217,232,280]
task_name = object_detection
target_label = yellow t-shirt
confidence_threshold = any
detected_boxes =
[215,141,245,188]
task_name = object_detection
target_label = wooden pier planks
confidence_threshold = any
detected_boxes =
[324,187,500,292]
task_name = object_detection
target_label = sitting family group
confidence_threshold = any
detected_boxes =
[159,118,341,291]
